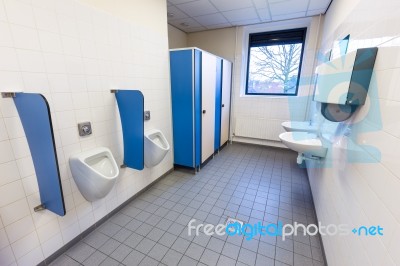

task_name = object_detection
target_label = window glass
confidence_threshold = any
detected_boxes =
[246,28,307,96]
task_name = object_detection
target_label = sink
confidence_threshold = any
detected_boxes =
[279,132,327,158]
[281,121,318,132]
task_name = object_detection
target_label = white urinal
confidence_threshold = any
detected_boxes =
[144,129,170,168]
[69,147,119,202]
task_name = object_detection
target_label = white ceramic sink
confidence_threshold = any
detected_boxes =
[281,121,318,133]
[279,132,327,158]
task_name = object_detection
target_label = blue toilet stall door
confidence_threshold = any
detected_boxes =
[14,93,66,216]
[115,90,144,170]
[170,49,202,169]
[170,48,232,169]
[214,58,222,151]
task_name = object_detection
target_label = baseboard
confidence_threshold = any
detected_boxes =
[233,136,288,149]
[213,141,228,155]
[305,170,329,266]
[232,140,292,152]
[173,164,197,174]
[38,167,174,266]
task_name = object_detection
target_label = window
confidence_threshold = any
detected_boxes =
[246,28,307,96]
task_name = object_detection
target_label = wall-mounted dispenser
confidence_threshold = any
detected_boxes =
[313,47,378,122]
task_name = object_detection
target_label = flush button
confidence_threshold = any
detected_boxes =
[144,111,150,121]
[78,122,92,136]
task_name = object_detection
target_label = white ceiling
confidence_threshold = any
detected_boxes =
[167,0,332,32]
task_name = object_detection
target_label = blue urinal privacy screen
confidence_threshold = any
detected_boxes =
[13,93,65,216]
[115,90,144,170]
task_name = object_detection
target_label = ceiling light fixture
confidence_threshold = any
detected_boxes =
[167,12,174,18]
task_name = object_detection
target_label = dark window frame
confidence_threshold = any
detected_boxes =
[245,28,307,96]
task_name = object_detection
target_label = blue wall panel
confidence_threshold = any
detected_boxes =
[170,50,195,167]
[115,90,144,170]
[14,93,65,216]
[214,58,222,151]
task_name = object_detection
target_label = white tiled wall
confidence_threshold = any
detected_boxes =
[0,0,172,265]
[307,0,400,265]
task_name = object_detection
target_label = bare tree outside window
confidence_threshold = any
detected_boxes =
[247,44,302,94]
[246,28,306,96]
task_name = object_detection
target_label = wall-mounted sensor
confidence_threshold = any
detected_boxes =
[78,122,92,136]
[144,111,150,121]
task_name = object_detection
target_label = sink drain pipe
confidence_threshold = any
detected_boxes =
[297,153,322,164]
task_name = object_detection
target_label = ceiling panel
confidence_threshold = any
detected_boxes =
[256,8,272,21]
[223,7,259,22]
[175,0,218,17]
[308,0,331,10]
[272,11,307,21]
[168,0,197,5]
[253,0,268,9]
[210,0,254,11]
[269,0,310,15]
[194,13,229,26]
[233,19,263,26]
[185,26,208,32]
[167,5,189,21]
[167,0,332,33]
[169,17,203,31]
[204,22,232,29]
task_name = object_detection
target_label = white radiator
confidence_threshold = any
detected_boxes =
[234,117,284,141]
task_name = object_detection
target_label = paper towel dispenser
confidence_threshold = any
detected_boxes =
[313,47,378,122]
[314,47,378,105]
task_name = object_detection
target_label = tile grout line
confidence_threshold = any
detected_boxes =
[38,167,174,266]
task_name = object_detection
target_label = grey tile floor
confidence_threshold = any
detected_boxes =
[51,143,325,266]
